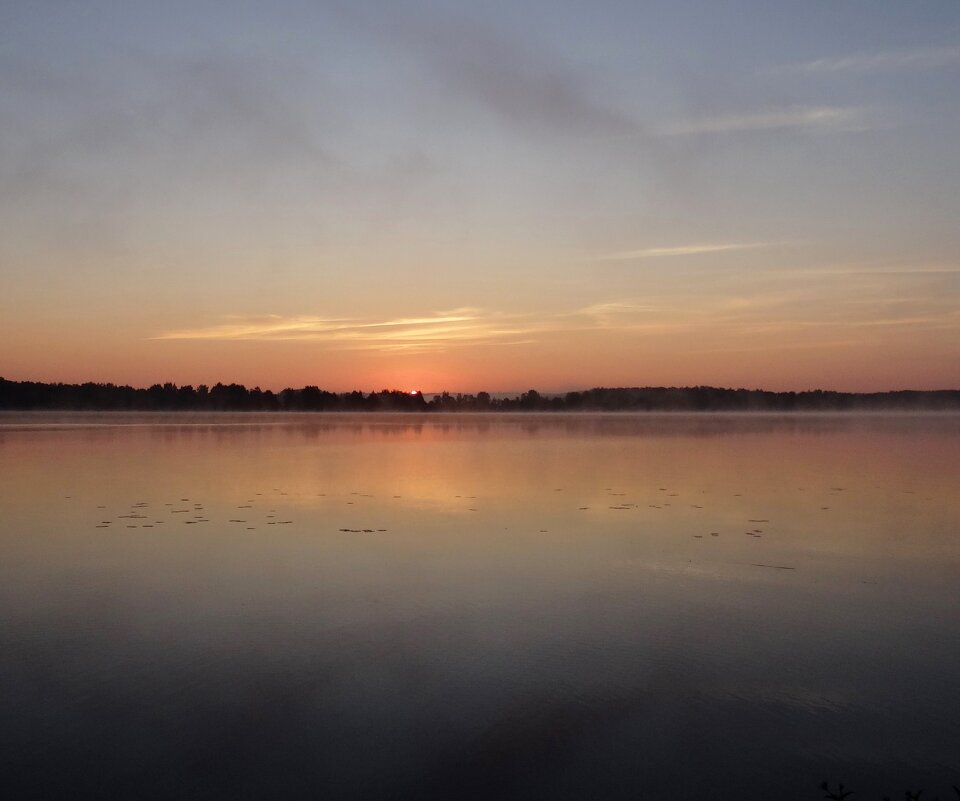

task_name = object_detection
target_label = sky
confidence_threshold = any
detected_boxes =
[2,0,959,392]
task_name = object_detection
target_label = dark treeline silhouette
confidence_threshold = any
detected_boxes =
[2,377,959,412]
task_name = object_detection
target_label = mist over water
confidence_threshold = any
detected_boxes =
[1,413,958,800]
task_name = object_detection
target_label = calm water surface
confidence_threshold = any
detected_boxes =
[1,413,958,800]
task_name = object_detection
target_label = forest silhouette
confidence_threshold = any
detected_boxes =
[2,377,959,412]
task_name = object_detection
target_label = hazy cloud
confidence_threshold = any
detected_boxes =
[362,9,642,139]
[0,50,336,197]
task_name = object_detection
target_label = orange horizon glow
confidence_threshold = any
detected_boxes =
[3,269,959,394]
[3,6,959,395]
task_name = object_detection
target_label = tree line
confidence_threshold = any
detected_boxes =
[2,377,959,412]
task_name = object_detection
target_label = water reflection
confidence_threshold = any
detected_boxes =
[1,413,958,800]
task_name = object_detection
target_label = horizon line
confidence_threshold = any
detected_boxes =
[2,376,959,397]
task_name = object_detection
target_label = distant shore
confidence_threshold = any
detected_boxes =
[3,378,959,412]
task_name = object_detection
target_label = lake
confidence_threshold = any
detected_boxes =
[1,412,958,800]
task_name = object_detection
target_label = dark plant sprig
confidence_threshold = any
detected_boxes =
[826,780,960,801]
[821,780,855,800]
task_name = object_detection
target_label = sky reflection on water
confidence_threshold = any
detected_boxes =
[1,413,958,800]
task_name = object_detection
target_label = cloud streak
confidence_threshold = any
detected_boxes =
[775,264,960,276]
[599,242,775,260]
[786,46,960,74]
[659,106,870,135]
[153,309,550,353]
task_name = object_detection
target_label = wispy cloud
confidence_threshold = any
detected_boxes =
[599,242,775,260]
[573,279,960,341]
[693,337,876,355]
[659,106,870,135]
[154,263,960,355]
[153,309,550,353]
[774,264,960,276]
[574,293,804,335]
[786,46,960,74]
[153,315,351,341]
[578,301,660,316]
